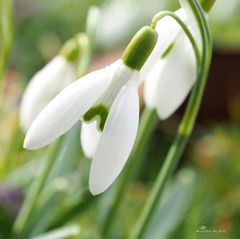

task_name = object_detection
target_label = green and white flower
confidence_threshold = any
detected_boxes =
[141,2,201,119]
[24,26,157,195]
[20,37,80,131]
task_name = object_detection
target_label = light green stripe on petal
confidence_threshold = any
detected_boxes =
[161,42,175,59]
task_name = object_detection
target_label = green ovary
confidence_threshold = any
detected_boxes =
[83,104,109,131]
[122,26,158,71]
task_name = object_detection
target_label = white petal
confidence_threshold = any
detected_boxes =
[20,56,75,131]
[100,60,137,107]
[139,9,186,83]
[143,60,164,109]
[81,121,101,159]
[24,68,111,150]
[179,0,202,51]
[89,79,139,195]
[144,33,197,120]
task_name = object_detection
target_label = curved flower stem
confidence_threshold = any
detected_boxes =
[130,0,212,238]
[101,108,159,238]
[151,11,201,67]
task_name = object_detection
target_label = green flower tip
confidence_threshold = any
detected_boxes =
[60,33,90,62]
[83,104,109,131]
[60,37,80,62]
[122,26,158,71]
[200,0,216,12]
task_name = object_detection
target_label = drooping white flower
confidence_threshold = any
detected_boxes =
[20,56,76,131]
[19,36,81,131]
[141,2,201,120]
[24,27,158,195]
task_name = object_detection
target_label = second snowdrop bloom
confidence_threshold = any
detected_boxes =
[141,0,202,120]
[20,36,82,131]
[24,26,158,195]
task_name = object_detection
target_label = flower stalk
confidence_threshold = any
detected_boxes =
[200,0,216,12]
[77,6,99,77]
[0,0,13,102]
[130,0,213,238]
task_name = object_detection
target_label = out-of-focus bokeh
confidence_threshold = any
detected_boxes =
[0,0,240,238]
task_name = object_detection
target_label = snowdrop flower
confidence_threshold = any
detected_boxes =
[141,1,202,120]
[20,36,81,131]
[24,26,158,195]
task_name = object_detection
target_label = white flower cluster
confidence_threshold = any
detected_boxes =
[21,2,202,195]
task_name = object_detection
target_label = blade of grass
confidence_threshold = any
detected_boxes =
[32,225,80,239]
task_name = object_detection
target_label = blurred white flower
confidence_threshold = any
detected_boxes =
[20,56,76,131]
[24,59,140,195]
[141,4,201,119]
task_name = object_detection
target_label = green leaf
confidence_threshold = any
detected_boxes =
[26,179,68,237]
[4,157,41,189]
[32,225,80,239]
[48,123,83,181]
[143,169,196,239]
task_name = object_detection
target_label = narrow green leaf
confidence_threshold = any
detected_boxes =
[32,225,80,239]
[143,169,196,239]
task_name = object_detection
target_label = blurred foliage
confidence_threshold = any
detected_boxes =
[169,119,240,239]
[10,0,240,85]
[209,0,240,49]
[13,0,103,81]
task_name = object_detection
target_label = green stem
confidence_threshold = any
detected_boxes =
[13,138,64,238]
[85,6,99,47]
[200,0,216,12]
[101,108,159,238]
[151,11,201,66]
[77,6,99,78]
[130,0,212,238]
[2,119,23,177]
[0,0,13,104]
